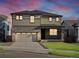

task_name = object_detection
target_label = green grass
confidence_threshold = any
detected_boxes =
[43,42,79,57]
[0,46,4,52]
[0,43,5,52]
[44,42,79,51]
[49,49,79,57]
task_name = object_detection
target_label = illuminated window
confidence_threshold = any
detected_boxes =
[16,15,23,20]
[30,16,34,23]
[49,29,57,35]
[56,17,60,21]
[16,16,19,20]
[49,17,52,21]
[20,16,23,20]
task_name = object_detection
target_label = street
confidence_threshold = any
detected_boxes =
[0,50,64,58]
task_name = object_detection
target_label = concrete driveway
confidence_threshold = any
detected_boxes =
[4,34,48,54]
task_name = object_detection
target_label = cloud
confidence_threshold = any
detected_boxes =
[74,2,79,6]
[25,0,42,10]
[50,5,71,12]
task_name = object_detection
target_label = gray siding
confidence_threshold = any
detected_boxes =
[12,14,61,26]
[12,15,40,26]
[12,26,40,33]
[41,16,61,25]
[12,14,62,34]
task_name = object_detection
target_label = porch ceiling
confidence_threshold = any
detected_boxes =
[39,25,63,29]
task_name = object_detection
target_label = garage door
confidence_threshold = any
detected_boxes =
[15,33,37,42]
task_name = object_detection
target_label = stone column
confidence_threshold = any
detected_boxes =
[12,33,16,42]
[37,31,41,41]
[77,27,79,42]
[61,29,64,41]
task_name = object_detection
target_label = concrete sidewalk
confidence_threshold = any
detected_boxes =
[4,42,48,54]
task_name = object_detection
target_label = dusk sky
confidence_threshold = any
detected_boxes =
[0,0,79,22]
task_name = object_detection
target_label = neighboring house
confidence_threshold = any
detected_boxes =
[11,10,63,42]
[62,20,79,42]
[73,22,79,42]
[0,15,9,42]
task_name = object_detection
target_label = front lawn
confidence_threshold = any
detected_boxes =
[0,42,6,52]
[0,46,4,52]
[43,42,79,57]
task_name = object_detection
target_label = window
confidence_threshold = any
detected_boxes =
[56,17,60,21]
[30,16,34,23]
[16,15,23,20]
[49,29,57,35]
[20,16,23,20]
[16,16,19,20]
[49,17,52,21]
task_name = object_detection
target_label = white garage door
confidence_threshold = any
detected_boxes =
[15,33,33,42]
[15,33,37,42]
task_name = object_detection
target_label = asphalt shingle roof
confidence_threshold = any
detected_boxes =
[11,10,62,17]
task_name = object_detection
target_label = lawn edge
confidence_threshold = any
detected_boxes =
[39,42,48,49]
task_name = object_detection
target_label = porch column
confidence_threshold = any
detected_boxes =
[77,27,79,42]
[37,31,41,41]
[61,29,64,41]
[12,33,16,42]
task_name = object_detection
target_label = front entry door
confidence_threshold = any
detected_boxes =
[41,29,45,39]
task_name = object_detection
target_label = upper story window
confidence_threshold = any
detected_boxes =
[20,16,23,20]
[16,16,19,20]
[16,15,23,20]
[49,17,52,22]
[56,17,60,21]
[30,16,34,23]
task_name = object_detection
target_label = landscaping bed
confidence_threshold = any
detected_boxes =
[43,42,79,57]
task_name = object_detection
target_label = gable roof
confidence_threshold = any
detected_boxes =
[11,10,62,17]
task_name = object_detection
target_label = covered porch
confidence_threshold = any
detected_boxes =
[39,26,62,40]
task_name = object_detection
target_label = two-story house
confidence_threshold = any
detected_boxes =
[11,10,62,42]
